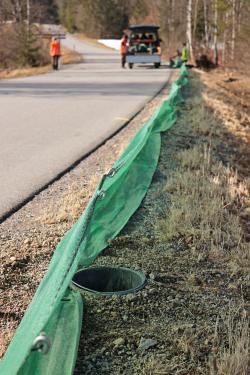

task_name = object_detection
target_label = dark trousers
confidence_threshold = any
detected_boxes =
[52,55,60,70]
[121,54,126,68]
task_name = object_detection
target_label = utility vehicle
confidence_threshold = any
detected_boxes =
[126,25,161,69]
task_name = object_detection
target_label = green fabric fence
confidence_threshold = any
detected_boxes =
[0,65,188,375]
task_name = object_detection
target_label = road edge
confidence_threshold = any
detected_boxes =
[0,72,173,224]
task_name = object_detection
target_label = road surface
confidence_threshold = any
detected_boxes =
[0,34,171,221]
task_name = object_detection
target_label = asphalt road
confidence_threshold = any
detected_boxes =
[0,34,171,221]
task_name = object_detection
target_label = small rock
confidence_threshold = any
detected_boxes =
[122,314,128,321]
[138,338,158,351]
[24,238,31,245]
[149,273,155,280]
[10,256,16,263]
[228,283,237,290]
[148,288,157,295]
[126,294,136,302]
[112,337,125,348]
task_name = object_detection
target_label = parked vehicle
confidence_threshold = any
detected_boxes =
[126,25,161,69]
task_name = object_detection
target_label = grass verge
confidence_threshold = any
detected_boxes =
[74,71,249,374]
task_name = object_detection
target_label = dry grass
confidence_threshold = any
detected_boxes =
[141,358,167,375]
[0,47,83,80]
[0,65,51,80]
[185,97,217,136]
[202,92,250,142]
[39,174,100,225]
[209,308,249,375]
[156,143,249,267]
[60,46,84,65]
[153,74,250,374]
[155,81,250,270]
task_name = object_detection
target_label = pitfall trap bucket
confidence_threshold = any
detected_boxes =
[72,266,146,296]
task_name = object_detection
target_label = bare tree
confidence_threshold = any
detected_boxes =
[203,0,209,47]
[186,0,194,62]
[27,0,30,35]
[231,0,236,60]
[222,9,228,64]
[213,0,218,65]
[193,0,200,39]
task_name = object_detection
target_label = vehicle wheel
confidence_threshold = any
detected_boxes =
[129,63,134,69]
[154,63,160,68]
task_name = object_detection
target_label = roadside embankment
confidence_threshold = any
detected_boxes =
[73,71,249,375]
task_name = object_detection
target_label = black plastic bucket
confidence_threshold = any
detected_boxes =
[72,266,146,296]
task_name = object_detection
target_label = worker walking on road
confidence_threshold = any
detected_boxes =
[120,34,128,68]
[50,37,61,70]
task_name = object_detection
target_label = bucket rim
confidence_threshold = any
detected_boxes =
[71,266,146,296]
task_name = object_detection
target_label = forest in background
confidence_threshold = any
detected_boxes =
[0,0,250,69]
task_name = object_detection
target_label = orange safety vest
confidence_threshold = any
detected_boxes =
[120,37,127,55]
[50,40,61,57]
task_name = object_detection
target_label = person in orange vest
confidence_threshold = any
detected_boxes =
[120,34,128,68]
[50,37,61,70]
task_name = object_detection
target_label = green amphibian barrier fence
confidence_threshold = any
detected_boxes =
[0,65,188,375]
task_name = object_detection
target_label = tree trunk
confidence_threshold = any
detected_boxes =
[222,11,228,65]
[203,0,209,47]
[11,0,22,22]
[193,0,199,43]
[231,0,236,61]
[186,0,194,63]
[213,0,218,65]
[236,0,242,34]
[166,0,175,50]
[27,0,30,36]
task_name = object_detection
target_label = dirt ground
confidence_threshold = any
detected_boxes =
[0,68,249,374]
[73,70,250,375]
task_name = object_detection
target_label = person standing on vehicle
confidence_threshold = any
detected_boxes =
[50,37,61,70]
[120,34,128,68]
[181,42,189,64]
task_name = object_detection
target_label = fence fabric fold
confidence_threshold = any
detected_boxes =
[0,65,188,375]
